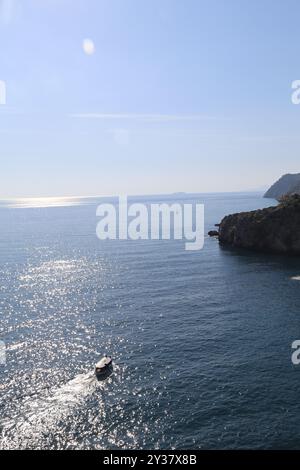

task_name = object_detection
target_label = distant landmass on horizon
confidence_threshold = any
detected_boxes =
[264,173,300,200]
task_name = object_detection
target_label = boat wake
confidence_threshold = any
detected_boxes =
[0,368,114,449]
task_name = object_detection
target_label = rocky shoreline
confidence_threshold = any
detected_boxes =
[208,194,300,255]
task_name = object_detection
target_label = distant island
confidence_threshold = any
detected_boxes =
[208,174,300,254]
[264,173,300,200]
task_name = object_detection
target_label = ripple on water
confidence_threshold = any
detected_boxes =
[0,254,171,449]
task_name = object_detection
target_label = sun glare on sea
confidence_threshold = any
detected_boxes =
[0,197,84,209]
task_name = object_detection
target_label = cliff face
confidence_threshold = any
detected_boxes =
[264,173,300,199]
[219,195,300,254]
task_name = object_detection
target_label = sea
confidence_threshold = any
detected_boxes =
[1,192,300,450]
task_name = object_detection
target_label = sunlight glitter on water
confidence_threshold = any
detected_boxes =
[0,197,87,209]
[0,368,116,449]
[2,192,299,449]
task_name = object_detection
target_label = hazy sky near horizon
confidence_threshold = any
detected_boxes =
[1,0,300,198]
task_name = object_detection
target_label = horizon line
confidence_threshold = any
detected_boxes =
[0,189,267,201]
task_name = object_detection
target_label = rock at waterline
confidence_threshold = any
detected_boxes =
[208,230,219,237]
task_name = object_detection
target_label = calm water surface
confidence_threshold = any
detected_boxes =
[1,192,300,449]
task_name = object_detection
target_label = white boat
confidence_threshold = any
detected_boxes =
[95,355,113,378]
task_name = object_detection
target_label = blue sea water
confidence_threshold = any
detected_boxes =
[1,192,300,450]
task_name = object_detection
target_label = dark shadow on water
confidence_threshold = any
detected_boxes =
[218,244,300,271]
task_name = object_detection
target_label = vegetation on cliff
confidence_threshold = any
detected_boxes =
[264,173,300,200]
[218,194,300,254]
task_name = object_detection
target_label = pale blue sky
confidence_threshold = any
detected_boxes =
[0,0,300,197]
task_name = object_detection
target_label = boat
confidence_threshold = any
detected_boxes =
[95,355,113,379]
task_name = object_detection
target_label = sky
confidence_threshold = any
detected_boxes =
[0,0,300,198]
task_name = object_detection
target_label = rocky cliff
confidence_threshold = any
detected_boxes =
[218,194,300,254]
[264,173,300,199]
